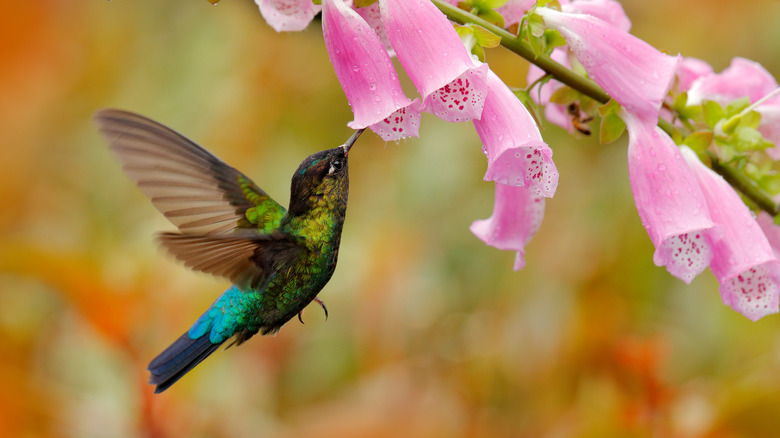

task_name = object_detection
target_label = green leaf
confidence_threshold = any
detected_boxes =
[549,87,579,105]
[472,25,502,48]
[683,131,713,152]
[474,0,509,9]
[702,100,725,129]
[742,110,762,129]
[599,113,626,144]
[724,97,751,116]
[733,126,773,152]
[477,9,505,28]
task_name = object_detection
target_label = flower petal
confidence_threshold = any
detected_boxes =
[354,2,395,58]
[624,113,715,282]
[475,70,558,197]
[470,183,545,271]
[255,0,321,32]
[680,146,780,321]
[380,0,488,122]
[562,0,631,32]
[687,57,779,105]
[537,7,679,120]
[674,57,713,93]
[322,0,420,140]
[496,0,536,28]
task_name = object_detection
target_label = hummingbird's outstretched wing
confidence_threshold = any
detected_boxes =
[158,231,302,290]
[94,109,286,235]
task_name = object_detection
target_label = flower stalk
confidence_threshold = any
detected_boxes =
[431,0,779,219]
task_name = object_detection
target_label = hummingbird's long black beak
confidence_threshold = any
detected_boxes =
[342,128,365,156]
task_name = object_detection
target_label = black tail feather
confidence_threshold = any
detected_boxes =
[148,331,223,393]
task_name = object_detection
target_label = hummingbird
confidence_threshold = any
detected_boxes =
[94,109,364,393]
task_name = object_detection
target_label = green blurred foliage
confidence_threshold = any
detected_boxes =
[1,1,780,437]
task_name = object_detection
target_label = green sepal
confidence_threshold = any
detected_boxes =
[476,10,505,30]
[514,88,544,128]
[527,13,546,38]
[597,98,621,117]
[599,113,626,144]
[549,86,579,105]
[683,131,713,152]
[702,100,725,129]
[472,25,502,48]
[472,0,509,10]
[472,44,486,63]
[724,97,751,116]
[536,0,561,9]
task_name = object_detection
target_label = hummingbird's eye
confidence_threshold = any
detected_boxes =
[329,159,343,174]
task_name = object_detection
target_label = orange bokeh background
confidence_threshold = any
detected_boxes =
[2,1,780,437]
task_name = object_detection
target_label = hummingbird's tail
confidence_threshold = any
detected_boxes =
[148,331,224,393]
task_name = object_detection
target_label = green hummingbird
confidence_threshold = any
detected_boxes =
[94,109,364,393]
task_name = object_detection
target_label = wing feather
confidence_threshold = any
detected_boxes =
[158,232,302,290]
[95,109,286,234]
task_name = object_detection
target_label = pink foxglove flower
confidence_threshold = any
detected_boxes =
[474,70,558,197]
[686,57,780,157]
[536,7,678,120]
[624,113,715,283]
[562,0,631,32]
[680,147,780,321]
[379,0,489,122]
[471,183,545,271]
[255,0,321,32]
[322,0,421,141]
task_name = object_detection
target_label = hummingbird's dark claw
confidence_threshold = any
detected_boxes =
[313,297,328,321]
[297,312,304,324]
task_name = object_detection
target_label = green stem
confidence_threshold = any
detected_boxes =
[431,0,779,217]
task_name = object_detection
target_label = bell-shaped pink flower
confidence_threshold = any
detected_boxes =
[624,113,715,283]
[474,70,558,197]
[536,7,679,120]
[322,0,421,141]
[470,183,546,271]
[379,0,489,123]
[255,0,321,32]
[680,147,780,321]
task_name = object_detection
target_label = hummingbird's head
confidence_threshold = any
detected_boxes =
[288,146,349,216]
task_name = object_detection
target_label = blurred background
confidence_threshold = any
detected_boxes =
[2,1,780,437]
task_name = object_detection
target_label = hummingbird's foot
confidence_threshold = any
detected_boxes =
[313,297,329,321]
